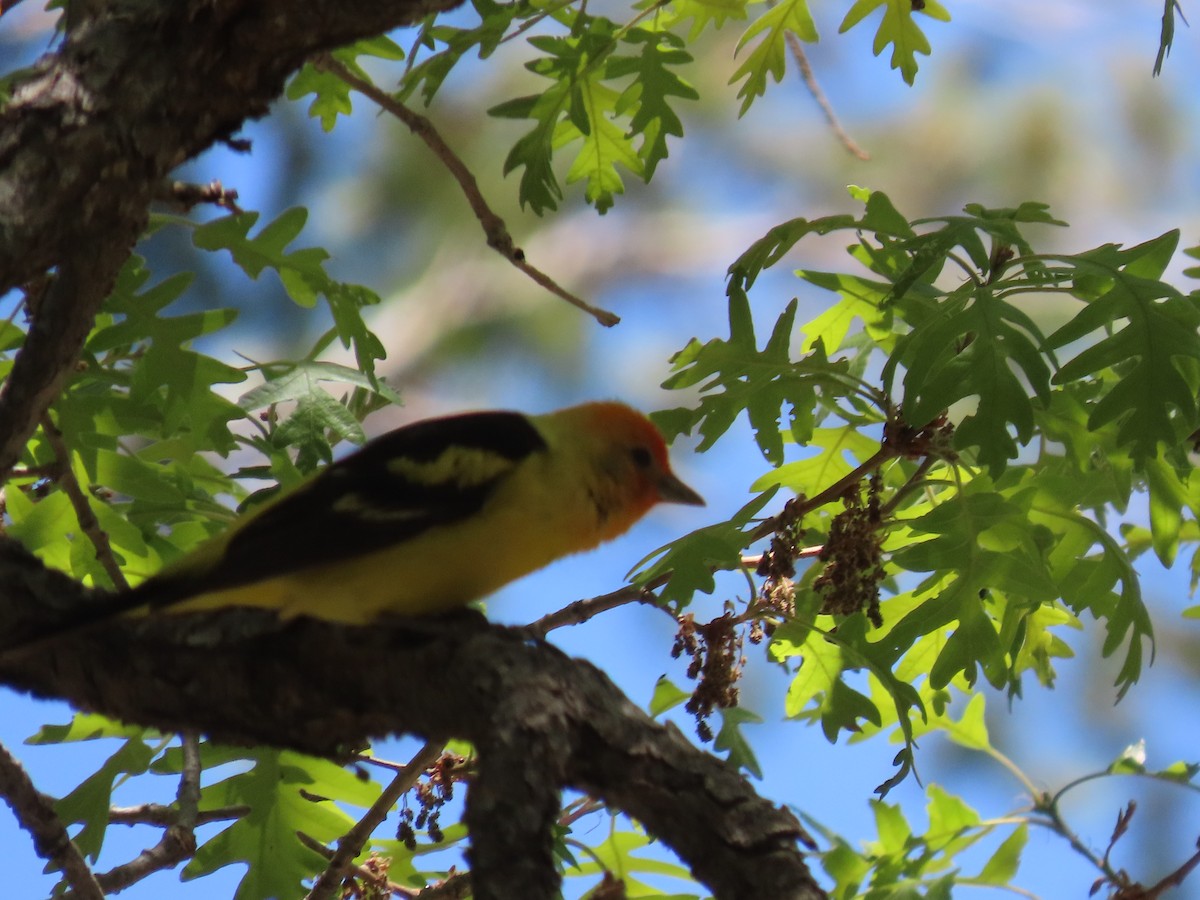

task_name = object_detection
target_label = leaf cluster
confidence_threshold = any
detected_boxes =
[283,0,952,215]
[644,187,1200,805]
[6,209,396,591]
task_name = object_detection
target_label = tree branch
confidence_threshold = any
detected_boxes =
[41,413,128,591]
[784,31,870,160]
[108,804,248,827]
[0,739,105,900]
[0,539,822,900]
[306,740,445,900]
[0,0,464,482]
[314,54,620,328]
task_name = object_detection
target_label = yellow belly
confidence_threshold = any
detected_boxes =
[163,472,604,623]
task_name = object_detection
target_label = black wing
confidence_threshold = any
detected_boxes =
[144,410,547,607]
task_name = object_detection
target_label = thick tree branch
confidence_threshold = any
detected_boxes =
[0,539,822,899]
[0,0,462,481]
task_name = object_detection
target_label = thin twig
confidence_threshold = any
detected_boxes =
[298,831,415,897]
[1141,839,1200,899]
[352,753,413,773]
[175,731,202,832]
[66,734,209,897]
[749,445,898,542]
[89,814,192,887]
[526,582,671,638]
[299,830,472,899]
[741,547,822,568]
[878,455,936,516]
[0,739,105,900]
[784,31,870,160]
[109,803,248,827]
[41,414,128,590]
[532,449,898,636]
[559,796,604,827]
[306,740,445,900]
[1028,791,1125,889]
[498,0,577,45]
[156,179,244,214]
[314,54,619,328]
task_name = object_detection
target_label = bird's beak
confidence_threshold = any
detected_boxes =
[656,471,705,506]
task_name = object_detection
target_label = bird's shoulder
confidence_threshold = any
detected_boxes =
[335,409,549,495]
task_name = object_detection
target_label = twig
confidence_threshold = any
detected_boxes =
[156,179,244,214]
[498,0,578,45]
[0,739,105,900]
[40,414,129,591]
[526,582,670,638]
[784,31,870,160]
[71,734,206,896]
[297,831,415,896]
[109,803,248,827]
[749,445,898,542]
[352,753,414,773]
[299,830,471,899]
[1100,801,1135,876]
[1028,790,1125,890]
[175,731,202,831]
[1141,839,1200,899]
[306,740,445,900]
[530,449,897,638]
[740,548,822,568]
[312,54,619,328]
[559,796,604,827]
[879,455,935,516]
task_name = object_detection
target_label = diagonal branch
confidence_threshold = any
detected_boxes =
[0,539,823,900]
[306,740,445,900]
[784,31,869,160]
[41,413,128,591]
[0,739,105,900]
[313,54,619,328]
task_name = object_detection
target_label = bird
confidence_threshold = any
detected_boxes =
[102,400,704,626]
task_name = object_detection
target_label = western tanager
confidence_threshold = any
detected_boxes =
[115,401,703,624]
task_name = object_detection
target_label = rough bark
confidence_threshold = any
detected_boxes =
[0,539,821,899]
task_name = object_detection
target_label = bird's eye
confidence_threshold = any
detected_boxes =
[630,446,654,469]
